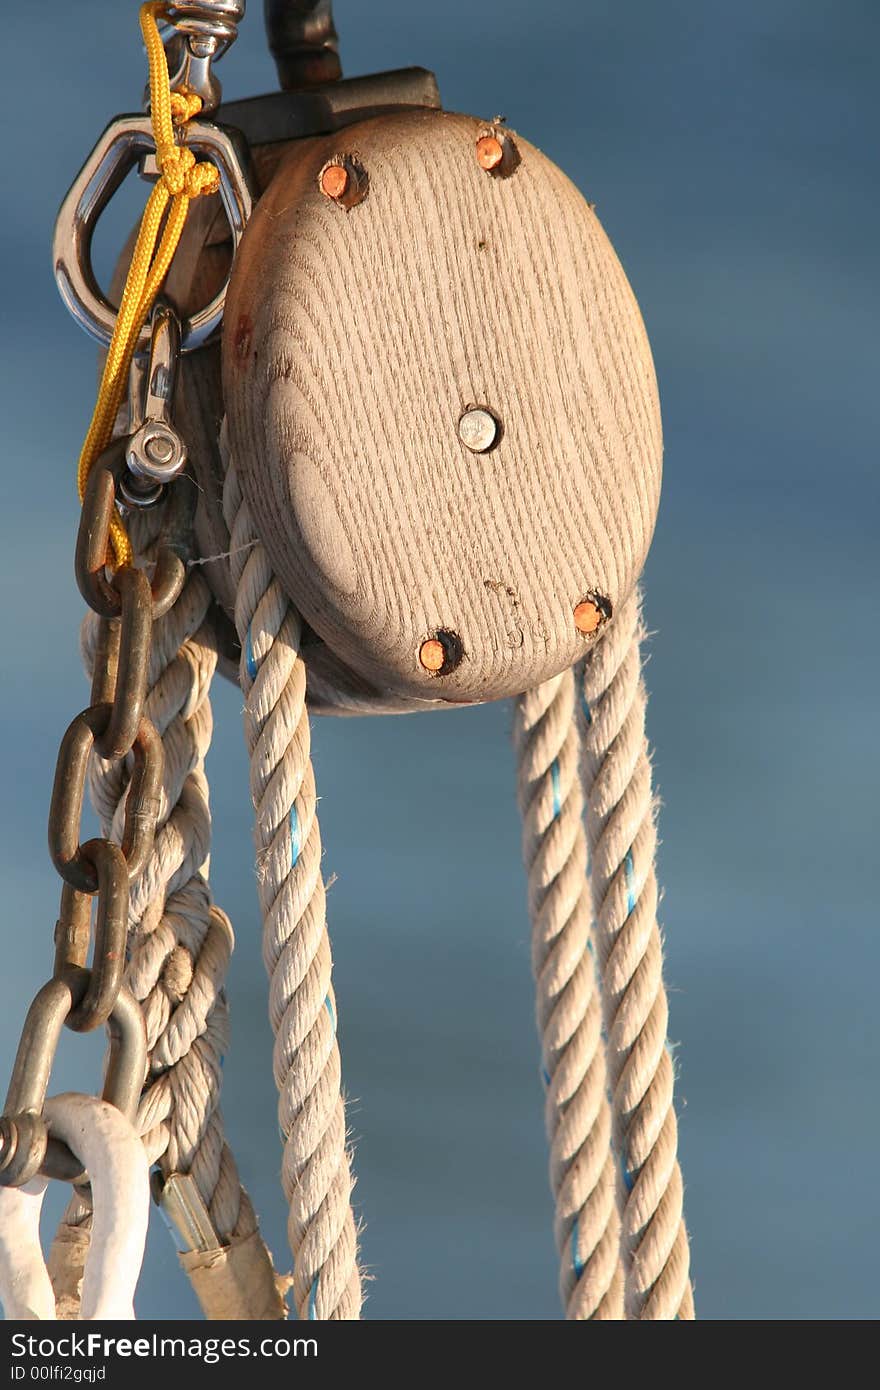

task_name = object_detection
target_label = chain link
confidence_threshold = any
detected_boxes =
[75,439,187,621]
[0,973,147,1185]
[0,315,191,1188]
[0,1,248,1202]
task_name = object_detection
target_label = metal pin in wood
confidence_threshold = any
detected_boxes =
[573,596,610,635]
[318,156,368,208]
[458,407,499,453]
[418,630,462,675]
[475,127,519,178]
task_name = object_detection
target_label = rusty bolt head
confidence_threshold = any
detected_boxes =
[318,156,368,208]
[320,162,350,200]
[419,638,447,672]
[476,135,504,171]
[418,630,463,676]
[574,597,609,635]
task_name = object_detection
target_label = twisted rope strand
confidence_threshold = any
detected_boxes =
[514,669,623,1319]
[222,440,362,1320]
[75,512,262,1255]
[579,589,694,1319]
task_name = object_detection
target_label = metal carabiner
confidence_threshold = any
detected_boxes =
[53,113,254,351]
[0,971,147,1187]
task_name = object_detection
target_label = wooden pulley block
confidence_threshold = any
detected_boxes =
[221,105,662,706]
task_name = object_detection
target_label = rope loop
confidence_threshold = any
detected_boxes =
[169,91,203,126]
[155,142,221,200]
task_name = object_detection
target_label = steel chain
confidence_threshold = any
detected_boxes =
[0,437,189,1185]
[1,333,200,1192]
[0,0,245,1204]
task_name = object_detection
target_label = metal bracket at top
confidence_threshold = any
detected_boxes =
[216,66,442,149]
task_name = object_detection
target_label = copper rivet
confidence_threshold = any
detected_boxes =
[419,638,446,672]
[574,600,602,635]
[476,135,504,171]
[320,163,350,199]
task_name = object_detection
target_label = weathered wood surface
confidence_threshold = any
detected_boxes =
[221,107,662,706]
[165,179,439,709]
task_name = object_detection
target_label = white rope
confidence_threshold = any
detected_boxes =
[0,1095,149,1321]
[514,668,623,1319]
[222,436,362,1320]
[578,588,694,1319]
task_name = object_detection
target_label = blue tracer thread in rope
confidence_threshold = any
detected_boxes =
[571,1217,584,1278]
[541,1066,551,1088]
[290,803,301,868]
[550,759,562,818]
[582,693,592,725]
[624,848,637,916]
[621,1152,634,1193]
[308,1276,319,1320]
[245,625,258,681]
[324,994,336,1034]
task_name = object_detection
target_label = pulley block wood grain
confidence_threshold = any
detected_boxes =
[221,106,662,706]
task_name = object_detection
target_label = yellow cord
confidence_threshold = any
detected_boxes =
[77,2,220,570]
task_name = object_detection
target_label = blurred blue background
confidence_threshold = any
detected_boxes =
[1,1,877,1320]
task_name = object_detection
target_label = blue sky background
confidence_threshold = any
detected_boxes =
[0,1,877,1319]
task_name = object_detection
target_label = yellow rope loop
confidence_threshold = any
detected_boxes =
[183,161,221,199]
[169,91,203,125]
[156,143,221,200]
[76,2,220,573]
[156,142,193,197]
